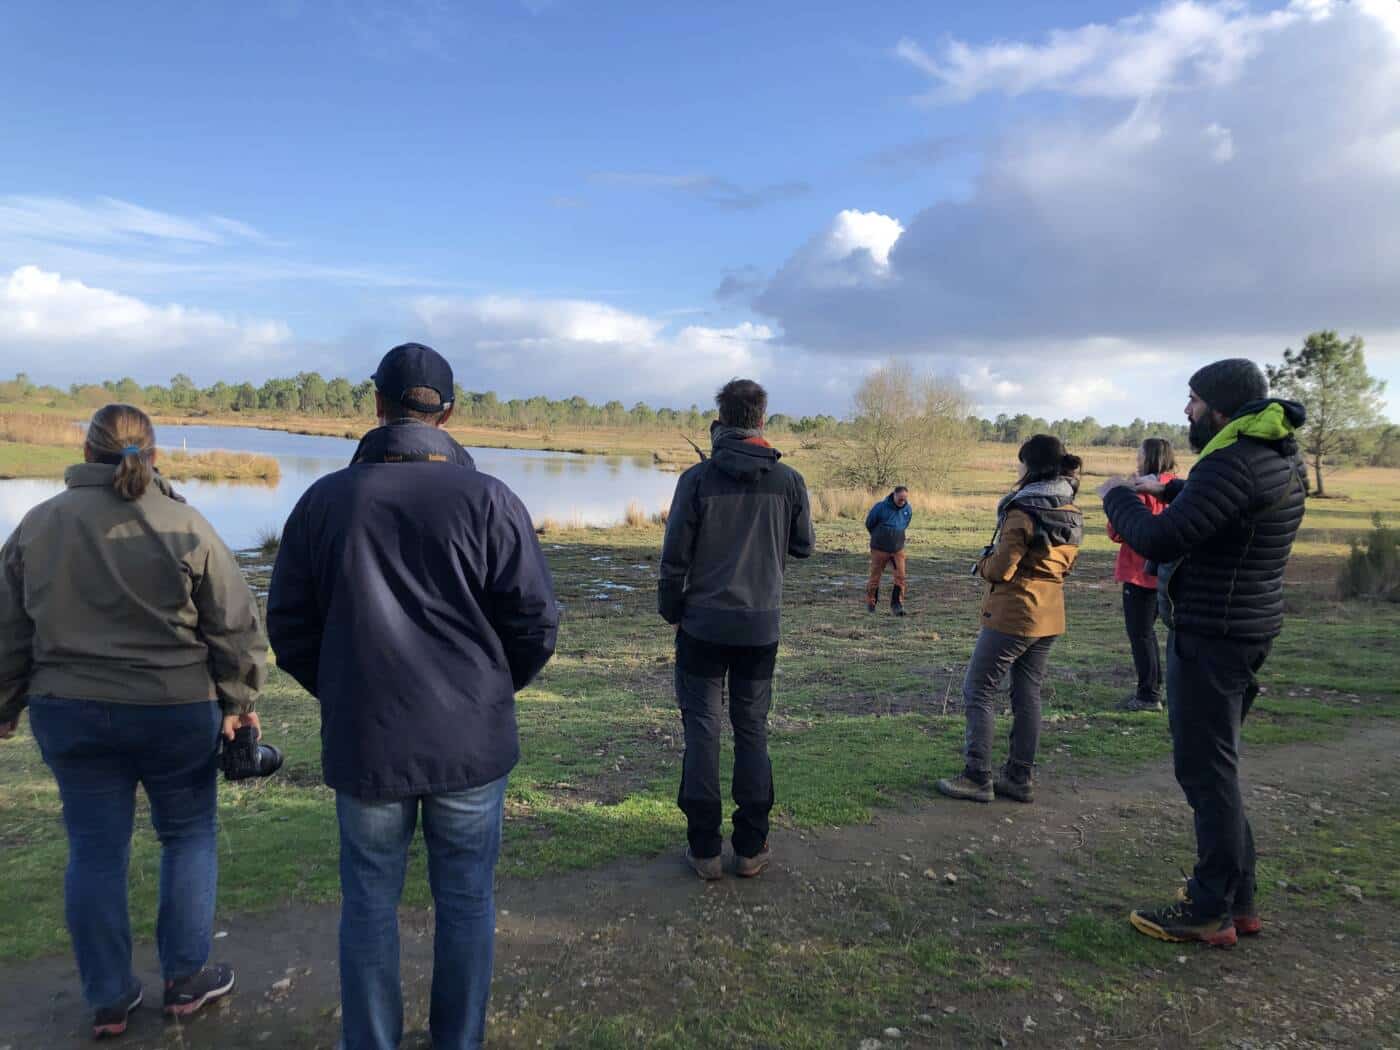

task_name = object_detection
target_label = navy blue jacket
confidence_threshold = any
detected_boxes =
[267,421,559,800]
[865,495,913,553]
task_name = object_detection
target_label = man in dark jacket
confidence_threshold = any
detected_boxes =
[659,378,814,880]
[267,343,558,1050]
[1099,358,1306,948]
[864,486,913,615]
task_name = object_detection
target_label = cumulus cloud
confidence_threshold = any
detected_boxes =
[413,293,774,402]
[755,0,1400,374]
[0,265,292,375]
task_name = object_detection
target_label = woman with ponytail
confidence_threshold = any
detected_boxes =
[0,404,266,1037]
[936,434,1083,805]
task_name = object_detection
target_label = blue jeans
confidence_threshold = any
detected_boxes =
[27,698,222,1010]
[336,777,507,1050]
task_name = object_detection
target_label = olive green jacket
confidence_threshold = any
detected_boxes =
[0,463,267,721]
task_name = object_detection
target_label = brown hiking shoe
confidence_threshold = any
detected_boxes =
[936,773,993,803]
[993,765,1034,803]
[686,848,722,881]
[735,845,771,878]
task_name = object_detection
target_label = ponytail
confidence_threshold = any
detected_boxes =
[86,404,157,501]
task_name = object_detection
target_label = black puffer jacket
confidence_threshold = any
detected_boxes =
[1103,400,1306,642]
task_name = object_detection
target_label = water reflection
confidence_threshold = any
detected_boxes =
[0,425,679,551]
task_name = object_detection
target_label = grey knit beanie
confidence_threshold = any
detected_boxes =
[1188,358,1268,417]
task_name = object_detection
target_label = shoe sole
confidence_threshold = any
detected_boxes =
[1130,912,1237,948]
[992,786,1034,803]
[735,856,770,878]
[163,974,236,1018]
[1233,915,1262,936]
[94,990,143,1039]
[936,782,992,804]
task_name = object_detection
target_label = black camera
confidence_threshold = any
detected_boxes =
[221,725,283,781]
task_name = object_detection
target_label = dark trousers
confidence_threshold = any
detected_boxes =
[961,628,1056,778]
[1122,582,1163,701]
[1166,630,1271,916]
[674,630,777,859]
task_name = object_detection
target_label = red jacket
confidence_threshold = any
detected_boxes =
[1107,473,1176,588]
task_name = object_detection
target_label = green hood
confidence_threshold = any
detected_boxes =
[1197,398,1306,461]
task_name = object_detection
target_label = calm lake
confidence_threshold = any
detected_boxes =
[0,425,681,550]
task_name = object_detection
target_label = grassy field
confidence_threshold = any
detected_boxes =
[1,451,1397,1046]
[0,410,281,482]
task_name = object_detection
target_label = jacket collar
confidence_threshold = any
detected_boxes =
[350,420,477,467]
[64,462,186,502]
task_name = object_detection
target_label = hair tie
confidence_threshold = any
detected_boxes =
[122,445,143,456]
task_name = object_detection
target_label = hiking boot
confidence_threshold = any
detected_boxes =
[993,764,1034,803]
[735,844,771,878]
[163,964,236,1018]
[1175,884,1260,935]
[1130,896,1237,947]
[866,601,877,614]
[93,982,142,1039]
[891,586,906,617]
[867,587,879,614]
[936,772,993,803]
[685,847,722,881]
[1120,694,1163,712]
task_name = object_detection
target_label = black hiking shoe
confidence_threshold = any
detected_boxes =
[891,586,906,616]
[163,964,236,1018]
[936,772,993,803]
[993,764,1034,803]
[1175,884,1261,935]
[93,982,142,1039]
[867,586,879,614]
[1130,896,1237,947]
[735,844,771,878]
[1120,694,1163,712]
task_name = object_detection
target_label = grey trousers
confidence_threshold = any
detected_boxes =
[961,627,1057,776]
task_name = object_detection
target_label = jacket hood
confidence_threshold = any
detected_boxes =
[710,435,780,482]
[350,419,477,467]
[998,478,1083,548]
[1198,398,1306,461]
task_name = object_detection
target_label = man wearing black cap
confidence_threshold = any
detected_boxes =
[1098,358,1306,948]
[268,343,559,1050]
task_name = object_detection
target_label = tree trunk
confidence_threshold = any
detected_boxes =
[1313,453,1325,497]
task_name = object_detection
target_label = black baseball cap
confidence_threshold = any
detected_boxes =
[372,342,455,414]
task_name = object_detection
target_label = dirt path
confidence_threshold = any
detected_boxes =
[3,724,1398,1049]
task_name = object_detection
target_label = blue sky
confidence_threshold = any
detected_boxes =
[1,0,1397,422]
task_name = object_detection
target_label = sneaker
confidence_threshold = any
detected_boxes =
[163,964,236,1018]
[1175,884,1260,935]
[993,765,1034,803]
[1130,896,1237,947]
[936,772,993,803]
[685,847,722,881]
[93,983,142,1039]
[735,845,771,878]
[1119,694,1163,712]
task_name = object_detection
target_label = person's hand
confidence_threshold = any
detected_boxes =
[1133,476,1167,497]
[0,717,18,740]
[1096,475,1136,498]
[222,711,261,742]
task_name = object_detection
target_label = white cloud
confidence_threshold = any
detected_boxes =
[412,294,773,401]
[755,0,1400,366]
[896,0,1315,104]
[0,196,269,247]
[0,265,292,373]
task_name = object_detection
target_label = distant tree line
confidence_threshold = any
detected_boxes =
[0,370,1201,451]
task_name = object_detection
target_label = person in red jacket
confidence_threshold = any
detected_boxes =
[1107,438,1177,711]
